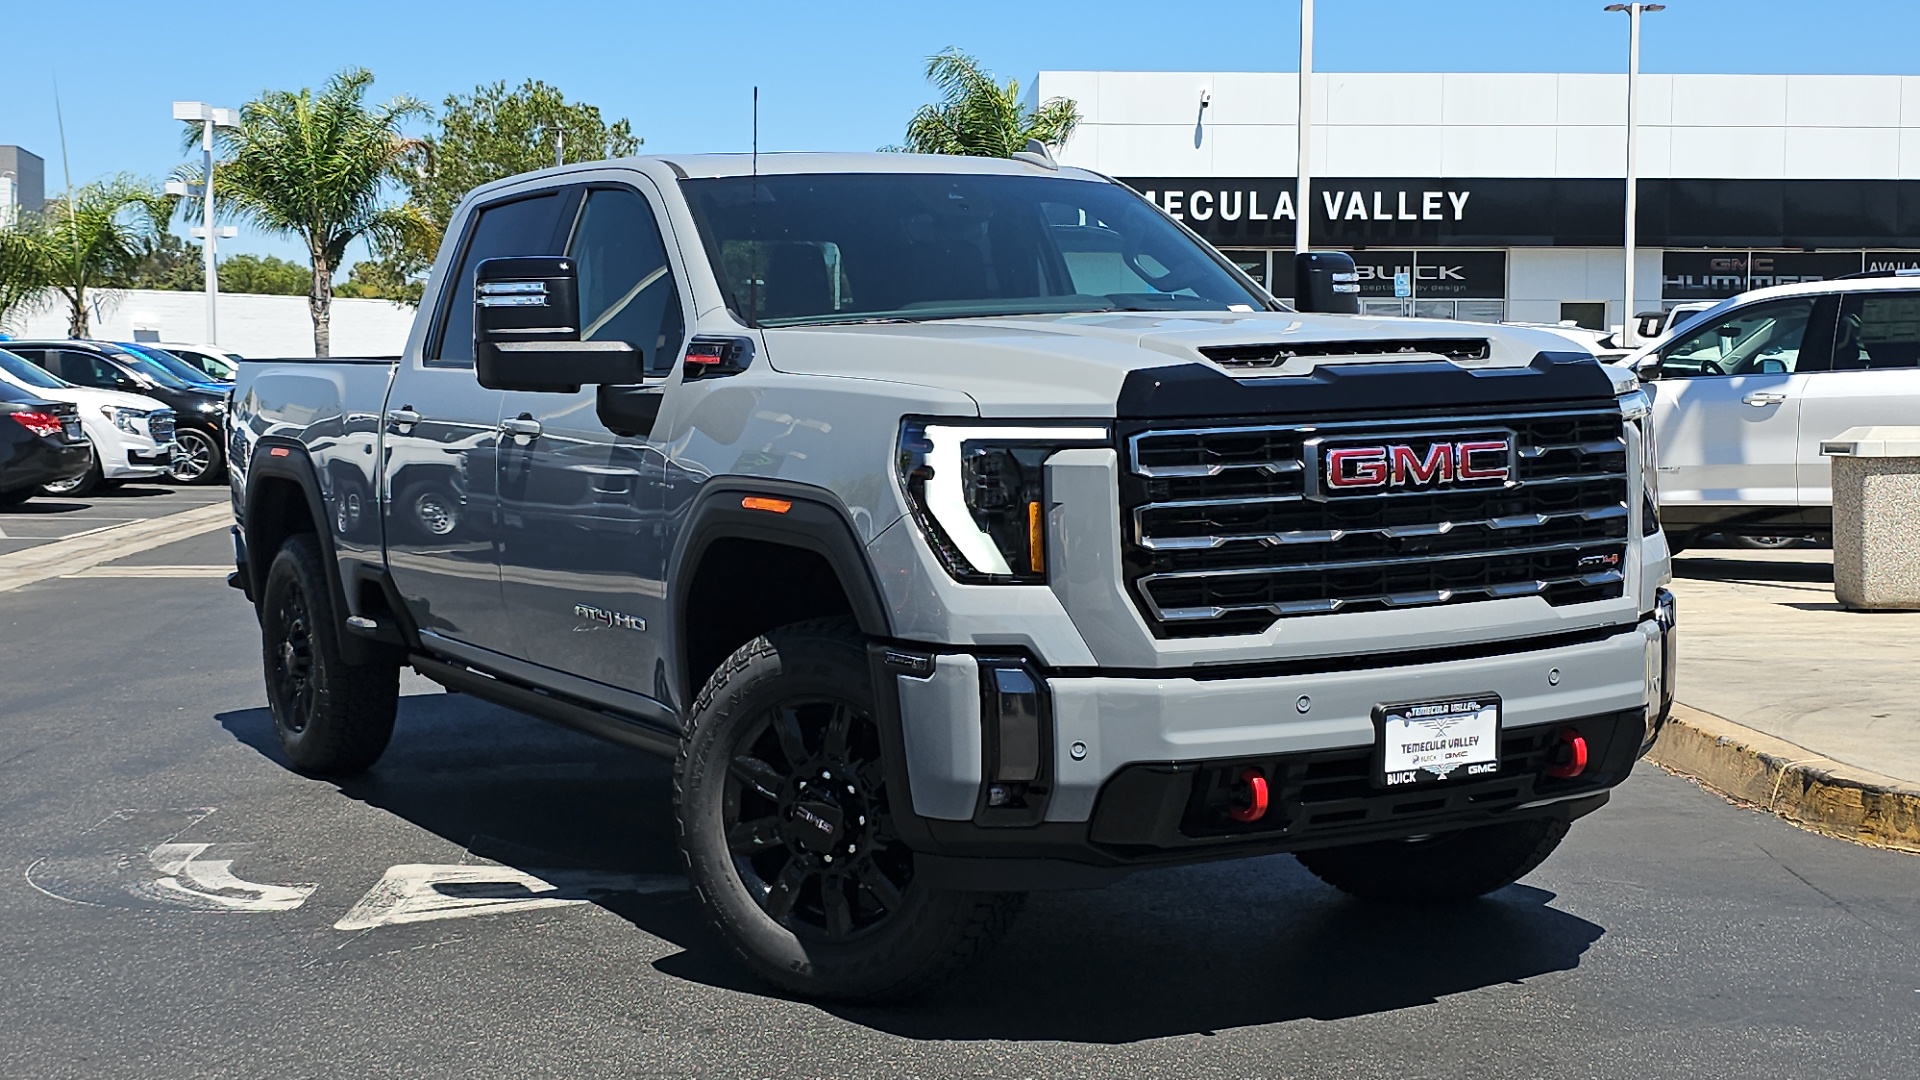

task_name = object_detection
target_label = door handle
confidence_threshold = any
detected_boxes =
[388,406,420,432]
[501,415,543,441]
[1741,392,1789,407]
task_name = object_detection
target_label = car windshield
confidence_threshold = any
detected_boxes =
[122,344,222,384]
[680,172,1270,327]
[111,352,197,390]
[0,348,71,390]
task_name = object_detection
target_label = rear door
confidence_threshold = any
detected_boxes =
[1646,294,1830,510]
[1797,289,1920,506]
[494,180,689,697]
[382,189,573,654]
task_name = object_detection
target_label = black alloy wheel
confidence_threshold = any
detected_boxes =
[725,696,911,940]
[258,533,398,775]
[167,427,221,484]
[266,579,318,735]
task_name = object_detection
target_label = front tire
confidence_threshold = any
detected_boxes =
[166,427,225,484]
[675,618,1022,1001]
[1295,817,1571,905]
[260,533,398,775]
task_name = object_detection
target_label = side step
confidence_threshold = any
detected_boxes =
[410,653,681,758]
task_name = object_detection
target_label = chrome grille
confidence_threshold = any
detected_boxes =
[147,411,176,445]
[1122,407,1630,638]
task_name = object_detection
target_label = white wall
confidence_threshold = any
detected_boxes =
[4,288,415,358]
[1038,71,1920,180]
[1507,248,1664,329]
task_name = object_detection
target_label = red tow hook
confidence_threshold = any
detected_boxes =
[1228,767,1270,823]
[1546,728,1589,779]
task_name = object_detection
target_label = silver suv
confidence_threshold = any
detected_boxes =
[227,152,1675,1000]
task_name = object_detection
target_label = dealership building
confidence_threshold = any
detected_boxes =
[1035,71,1920,328]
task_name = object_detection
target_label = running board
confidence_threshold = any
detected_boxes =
[409,653,681,758]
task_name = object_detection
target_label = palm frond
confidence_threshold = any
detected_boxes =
[895,48,1081,158]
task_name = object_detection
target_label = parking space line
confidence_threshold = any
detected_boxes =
[0,503,234,593]
[64,565,235,579]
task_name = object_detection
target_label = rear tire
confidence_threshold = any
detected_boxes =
[260,533,398,775]
[1296,817,1571,905]
[40,455,102,498]
[675,618,1022,1001]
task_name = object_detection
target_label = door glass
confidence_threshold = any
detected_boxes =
[58,352,140,391]
[431,193,567,366]
[1657,297,1818,378]
[1833,292,1920,370]
[568,188,686,375]
[1560,302,1607,331]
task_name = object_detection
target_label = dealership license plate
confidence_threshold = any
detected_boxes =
[62,419,84,442]
[1377,695,1501,787]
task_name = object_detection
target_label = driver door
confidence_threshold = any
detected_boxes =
[1644,295,1829,509]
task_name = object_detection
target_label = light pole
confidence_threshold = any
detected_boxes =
[168,101,239,345]
[1606,3,1663,347]
[1295,0,1314,257]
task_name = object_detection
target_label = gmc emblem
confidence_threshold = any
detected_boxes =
[1319,435,1513,495]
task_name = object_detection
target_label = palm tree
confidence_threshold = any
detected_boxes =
[199,69,426,355]
[896,49,1080,157]
[0,227,40,334]
[10,177,166,336]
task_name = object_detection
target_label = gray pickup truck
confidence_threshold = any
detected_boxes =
[227,151,1676,1000]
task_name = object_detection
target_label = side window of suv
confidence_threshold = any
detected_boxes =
[1657,297,1820,378]
[567,187,687,376]
[1833,292,1920,370]
[53,351,141,391]
[430,192,568,366]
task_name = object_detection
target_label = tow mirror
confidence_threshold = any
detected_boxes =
[473,255,643,393]
[1293,251,1360,314]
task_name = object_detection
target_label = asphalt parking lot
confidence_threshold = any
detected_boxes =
[0,482,229,559]
[1,507,1917,1078]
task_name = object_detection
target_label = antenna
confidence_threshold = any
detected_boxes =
[53,77,82,319]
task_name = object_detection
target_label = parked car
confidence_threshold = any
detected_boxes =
[1616,273,1920,548]
[1,340,228,484]
[0,348,175,496]
[0,380,91,507]
[1633,302,1716,343]
[144,342,242,382]
[115,342,230,388]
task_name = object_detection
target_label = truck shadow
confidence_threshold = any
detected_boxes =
[218,691,1606,1043]
[1673,554,1833,584]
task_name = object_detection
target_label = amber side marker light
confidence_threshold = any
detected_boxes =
[1026,500,1045,574]
[268,447,291,458]
[741,495,792,514]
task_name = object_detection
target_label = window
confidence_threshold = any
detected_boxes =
[432,193,567,365]
[50,351,141,391]
[0,348,68,390]
[1218,249,1270,290]
[1560,302,1607,331]
[1833,293,1920,370]
[568,188,686,376]
[680,173,1265,327]
[1657,297,1819,377]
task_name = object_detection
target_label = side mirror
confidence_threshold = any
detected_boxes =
[1293,251,1360,314]
[473,255,644,392]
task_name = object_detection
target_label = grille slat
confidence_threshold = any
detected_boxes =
[1123,405,1629,638]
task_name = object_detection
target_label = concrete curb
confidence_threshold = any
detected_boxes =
[0,502,233,593]
[1649,703,1920,854]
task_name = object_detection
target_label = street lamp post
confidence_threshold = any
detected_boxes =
[1606,3,1664,348]
[1295,0,1314,257]
[168,101,239,345]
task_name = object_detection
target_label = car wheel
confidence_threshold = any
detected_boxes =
[166,428,225,484]
[260,533,398,775]
[676,617,1023,1001]
[399,482,460,540]
[1295,817,1571,905]
[40,455,102,498]
[1730,534,1800,550]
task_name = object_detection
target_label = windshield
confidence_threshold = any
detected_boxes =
[0,348,71,390]
[681,172,1269,327]
[112,352,197,390]
[121,344,222,384]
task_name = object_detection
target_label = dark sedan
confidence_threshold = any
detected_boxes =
[0,380,91,507]
[1,340,229,484]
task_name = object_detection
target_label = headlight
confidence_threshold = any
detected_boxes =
[100,405,149,435]
[1619,389,1660,534]
[897,419,1108,583]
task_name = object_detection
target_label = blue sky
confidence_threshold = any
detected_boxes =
[4,0,1915,268]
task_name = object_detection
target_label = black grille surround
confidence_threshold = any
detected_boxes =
[1120,402,1631,638]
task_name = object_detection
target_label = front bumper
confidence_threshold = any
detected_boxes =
[883,607,1676,888]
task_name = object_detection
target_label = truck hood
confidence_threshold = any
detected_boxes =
[758,310,1626,417]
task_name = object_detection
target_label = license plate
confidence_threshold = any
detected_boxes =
[62,420,84,442]
[1376,695,1501,787]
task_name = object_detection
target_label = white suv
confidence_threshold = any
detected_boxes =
[1620,274,1920,546]
[0,348,176,496]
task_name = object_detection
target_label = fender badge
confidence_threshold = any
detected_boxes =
[573,603,646,632]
